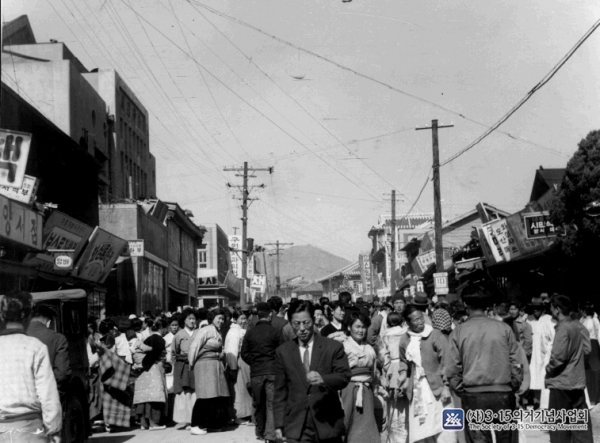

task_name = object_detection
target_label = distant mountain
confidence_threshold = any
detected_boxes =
[255,245,352,284]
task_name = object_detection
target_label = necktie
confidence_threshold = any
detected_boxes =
[303,345,310,373]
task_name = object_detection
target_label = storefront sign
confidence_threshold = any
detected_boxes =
[0,129,32,188]
[359,253,372,295]
[72,227,127,283]
[247,255,255,279]
[505,211,549,255]
[251,274,266,291]
[523,212,557,239]
[121,240,144,257]
[23,211,93,275]
[198,270,219,287]
[229,235,242,278]
[0,194,42,250]
[0,175,39,205]
[481,219,521,262]
[50,249,75,271]
[416,249,436,271]
[434,272,449,295]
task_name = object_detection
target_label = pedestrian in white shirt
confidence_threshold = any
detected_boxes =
[0,291,62,442]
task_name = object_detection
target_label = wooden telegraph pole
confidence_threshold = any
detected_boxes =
[416,120,453,272]
[224,162,274,307]
[265,240,293,297]
[390,190,397,292]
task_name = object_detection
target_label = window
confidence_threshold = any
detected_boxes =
[91,110,96,127]
[198,248,207,269]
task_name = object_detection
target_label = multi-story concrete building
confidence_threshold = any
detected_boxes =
[83,69,156,201]
[1,15,156,203]
[2,36,110,198]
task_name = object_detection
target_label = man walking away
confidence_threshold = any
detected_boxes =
[241,302,284,443]
[545,294,593,443]
[446,284,523,443]
[27,304,71,399]
[274,300,351,443]
[0,291,62,442]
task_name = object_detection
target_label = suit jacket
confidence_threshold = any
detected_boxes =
[274,333,350,441]
[27,321,71,389]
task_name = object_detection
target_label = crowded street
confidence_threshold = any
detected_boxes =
[1,0,600,443]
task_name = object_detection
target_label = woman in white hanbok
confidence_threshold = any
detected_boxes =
[379,312,409,443]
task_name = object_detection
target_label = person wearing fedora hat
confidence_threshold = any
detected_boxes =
[409,293,432,327]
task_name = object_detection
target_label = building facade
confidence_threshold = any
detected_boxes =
[196,223,241,308]
[99,202,169,315]
[83,69,156,201]
[164,202,204,311]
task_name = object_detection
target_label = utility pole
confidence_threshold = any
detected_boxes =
[416,119,453,272]
[261,248,270,298]
[224,162,274,307]
[390,189,397,293]
[265,240,293,297]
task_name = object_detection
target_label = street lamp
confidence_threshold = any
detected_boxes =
[583,200,600,217]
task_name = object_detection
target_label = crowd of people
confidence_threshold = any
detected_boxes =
[0,286,597,443]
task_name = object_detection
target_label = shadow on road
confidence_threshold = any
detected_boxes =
[88,436,135,443]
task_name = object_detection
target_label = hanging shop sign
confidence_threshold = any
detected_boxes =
[49,249,75,271]
[523,212,557,240]
[229,235,242,278]
[0,175,39,205]
[480,219,521,263]
[0,194,42,250]
[23,211,94,275]
[359,253,373,295]
[416,249,436,272]
[72,227,127,283]
[0,129,32,188]
[247,254,255,279]
[121,240,144,257]
[434,272,449,295]
[251,274,266,292]
[505,211,549,256]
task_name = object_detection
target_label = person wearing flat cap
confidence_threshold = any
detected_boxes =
[410,293,432,326]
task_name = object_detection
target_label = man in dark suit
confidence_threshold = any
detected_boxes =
[268,296,289,332]
[274,300,350,443]
[26,304,71,398]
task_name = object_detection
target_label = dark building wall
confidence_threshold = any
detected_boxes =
[1,82,99,226]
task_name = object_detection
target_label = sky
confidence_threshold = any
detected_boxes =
[2,0,600,262]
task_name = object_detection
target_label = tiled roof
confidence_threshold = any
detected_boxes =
[377,213,434,229]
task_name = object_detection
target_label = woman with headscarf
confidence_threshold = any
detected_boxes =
[132,318,169,430]
[224,309,253,424]
[431,308,453,336]
[379,312,409,443]
[341,310,380,443]
[188,308,230,435]
[399,305,455,443]
[172,308,197,428]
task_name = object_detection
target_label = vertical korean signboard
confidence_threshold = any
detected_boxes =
[72,228,127,283]
[359,253,372,297]
[480,219,521,263]
[0,129,32,189]
[229,235,242,278]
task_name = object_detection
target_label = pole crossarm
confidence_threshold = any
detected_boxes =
[224,162,274,307]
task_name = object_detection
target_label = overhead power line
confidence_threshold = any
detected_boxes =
[188,0,568,159]
[440,16,600,167]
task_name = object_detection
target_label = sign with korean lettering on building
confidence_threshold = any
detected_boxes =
[523,212,557,240]
[0,175,39,205]
[49,250,75,271]
[434,272,449,295]
[0,129,32,189]
[0,194,42,250]
[72,227,127,283]
[229,235,242,278]
[359,253,372,295]
[247,255,255,279]
[23,211,94,275]
[198,270,218,287]
[416,249,436,271]
[481,219,521,262]
[251,274,266,291]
